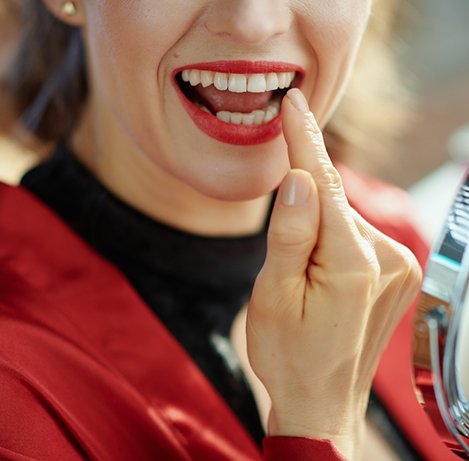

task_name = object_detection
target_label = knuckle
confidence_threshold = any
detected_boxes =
[378,240,423,297]
[304,112,323,137]
[389,242,421,279]
[302,118,345,196]
[390,246,423,301]
[314,163,344,194]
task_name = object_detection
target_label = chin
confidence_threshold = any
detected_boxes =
[138,122,290,201]
[183,161,288,202]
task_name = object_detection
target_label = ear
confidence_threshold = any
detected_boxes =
[41,0,86,27]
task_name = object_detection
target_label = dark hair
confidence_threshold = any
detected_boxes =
[9,0,86,141]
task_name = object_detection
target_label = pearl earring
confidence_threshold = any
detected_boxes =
[61,1,77,16]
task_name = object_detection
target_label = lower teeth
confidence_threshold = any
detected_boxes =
[195,102,280,125]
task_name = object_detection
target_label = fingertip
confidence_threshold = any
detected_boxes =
[282,89,321,130]
[286,88,310,113]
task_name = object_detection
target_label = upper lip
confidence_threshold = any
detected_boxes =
[172,60,305,79]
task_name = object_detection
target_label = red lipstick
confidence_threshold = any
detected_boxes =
[171,60,304,146]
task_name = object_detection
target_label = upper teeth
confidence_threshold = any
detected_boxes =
[181,69,296,93]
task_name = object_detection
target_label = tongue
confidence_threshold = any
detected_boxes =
[193,85,273,113]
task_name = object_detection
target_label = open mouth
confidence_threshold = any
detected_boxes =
[172,61,304,145]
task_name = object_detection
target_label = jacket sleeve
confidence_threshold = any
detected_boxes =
[263,436,348,461]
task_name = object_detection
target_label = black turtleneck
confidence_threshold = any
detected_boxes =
[20,143,267,446]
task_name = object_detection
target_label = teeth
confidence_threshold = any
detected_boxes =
[230,112,243,124]
[194,102,211,113]
[266,72,279,91]
[185,69,286,125]
[215,103,280,125]
[247,74,266,93]
[241,113,255,125]
[189,69,201,86]
[252,110,266,125]
[216,111,231,123]
[214,72,228,91]
[200,70,213,88]
[181,69,296,93]
[277,72,290,89]
[264,108,275,123]
[228,74,247,93]
[181,69,190,82]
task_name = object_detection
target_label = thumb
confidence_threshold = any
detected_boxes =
[262,169,319,284]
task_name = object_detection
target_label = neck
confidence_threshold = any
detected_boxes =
[70,104,272,237]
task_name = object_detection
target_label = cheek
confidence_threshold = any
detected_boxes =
[297,0,372,122]
[299,0,372,52]
[88,1,197,66]
[83,1,200,152]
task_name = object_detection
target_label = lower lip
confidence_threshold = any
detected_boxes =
[172,80,282,146]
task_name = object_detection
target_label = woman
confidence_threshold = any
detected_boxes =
[0,1,445,460]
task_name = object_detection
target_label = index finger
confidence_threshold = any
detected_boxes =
[281,88,355,234]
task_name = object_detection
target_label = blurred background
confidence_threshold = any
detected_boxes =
[392,0,469,187]
[0,0,468,242]
[393,0,469,241]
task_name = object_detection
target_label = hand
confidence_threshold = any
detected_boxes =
[246,89,422,459]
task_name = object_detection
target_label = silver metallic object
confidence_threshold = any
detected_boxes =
[414,169,469,458]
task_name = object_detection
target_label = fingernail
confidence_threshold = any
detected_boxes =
[281,171,311,206]
[286,88,310,113]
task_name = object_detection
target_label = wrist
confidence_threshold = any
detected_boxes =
[267,396,367,460]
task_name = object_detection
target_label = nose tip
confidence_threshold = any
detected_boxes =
[204,0,291,45]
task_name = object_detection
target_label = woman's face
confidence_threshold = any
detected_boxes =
[74,0,371,200]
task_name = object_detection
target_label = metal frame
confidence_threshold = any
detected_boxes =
[414,171,469,458]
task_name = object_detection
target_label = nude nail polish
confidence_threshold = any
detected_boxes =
[286,88,309,113]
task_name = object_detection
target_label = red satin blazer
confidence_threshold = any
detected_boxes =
[0,166,458,460]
